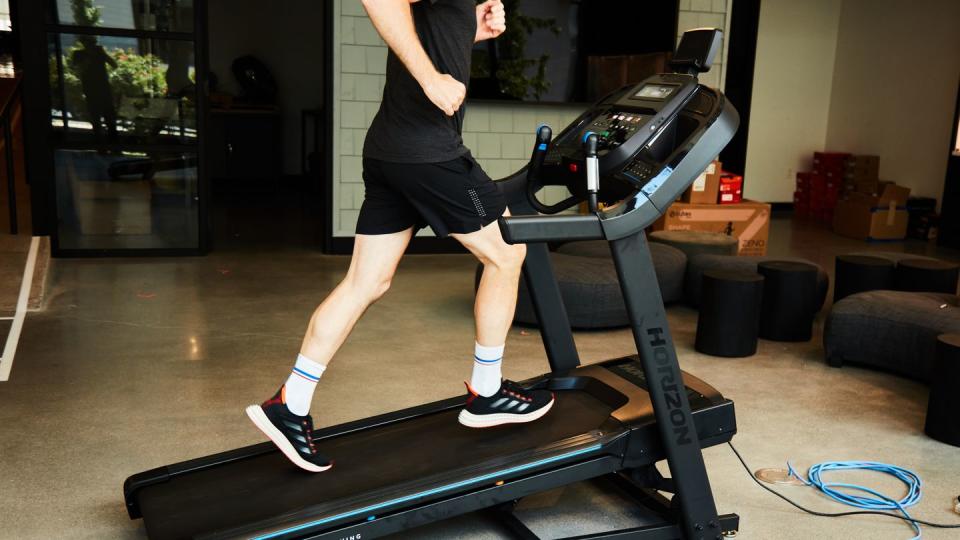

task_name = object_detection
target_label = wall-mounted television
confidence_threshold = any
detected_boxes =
[469,0,680,104]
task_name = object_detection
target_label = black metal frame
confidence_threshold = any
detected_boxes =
[14,0,209,256]
[609,232,722,537]
[2,77,21,234]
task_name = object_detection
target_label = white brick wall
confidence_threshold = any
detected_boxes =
[677,0,731,89]
[332,0,730,237]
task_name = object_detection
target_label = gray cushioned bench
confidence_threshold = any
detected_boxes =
[823,290,960,382]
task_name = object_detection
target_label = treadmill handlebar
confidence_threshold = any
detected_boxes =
[499,214,604,244]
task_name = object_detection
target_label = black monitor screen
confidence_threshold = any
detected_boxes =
[469,0,679,104]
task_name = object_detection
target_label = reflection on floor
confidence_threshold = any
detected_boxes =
[1,215,959,539]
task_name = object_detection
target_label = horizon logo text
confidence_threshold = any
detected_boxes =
[647,326,693,445]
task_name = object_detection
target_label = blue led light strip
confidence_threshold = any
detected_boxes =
[252,443,603,539]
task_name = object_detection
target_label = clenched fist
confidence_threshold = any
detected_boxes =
[475,0,506,42]
[422,72,466,116]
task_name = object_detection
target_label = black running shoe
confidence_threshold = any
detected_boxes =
[245,387,333,472]
[458,380,555,428]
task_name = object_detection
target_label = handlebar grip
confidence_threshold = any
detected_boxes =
[528,125,552,181]
[499,214,604,245]
[583,131,598,156]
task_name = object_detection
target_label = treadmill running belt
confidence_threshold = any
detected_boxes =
[138,390,618,539]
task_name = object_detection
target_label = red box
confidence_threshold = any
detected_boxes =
[718,174,743,204]
[813,151,851,168]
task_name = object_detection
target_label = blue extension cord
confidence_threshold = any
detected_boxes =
[787,460,923,539]
[728,443,960,538]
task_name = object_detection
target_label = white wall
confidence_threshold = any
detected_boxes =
[207,0,325,175]
[743,0,843,203]
[825,0,960,199]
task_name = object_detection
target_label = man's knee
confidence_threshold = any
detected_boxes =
[345,273,392,303]
[485,242,526,273]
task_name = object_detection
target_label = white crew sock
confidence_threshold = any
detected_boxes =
[471,342,504,397]
[284,354,326,416]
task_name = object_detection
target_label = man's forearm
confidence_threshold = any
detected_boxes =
[361,0,437,85]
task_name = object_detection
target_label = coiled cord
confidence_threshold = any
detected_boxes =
[728,443,960,539]
[787,460,922,538]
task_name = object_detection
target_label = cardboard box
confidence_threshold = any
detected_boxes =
[845,154,880,176]
[832,183,911,241]
[653,199,771,256]
[681,159,721,204]
[718,173,743,204]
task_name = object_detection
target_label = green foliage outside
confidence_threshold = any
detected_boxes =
[51,0,173,127]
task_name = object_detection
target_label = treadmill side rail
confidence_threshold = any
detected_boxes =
[610,232,724,539]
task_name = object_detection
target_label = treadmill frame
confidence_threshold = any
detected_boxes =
[124,79,739,540]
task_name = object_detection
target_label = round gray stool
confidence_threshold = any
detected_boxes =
[649,230,739,261]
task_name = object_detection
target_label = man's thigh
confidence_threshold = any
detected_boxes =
[450,209,516,263]
[349,229,415,280]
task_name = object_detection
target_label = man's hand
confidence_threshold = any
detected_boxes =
[422,72,466,116]
[475,0,506,42]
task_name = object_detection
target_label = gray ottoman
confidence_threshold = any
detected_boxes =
[848,251,936,264]
[556,240,687,305]
[474,241,687,329]
[650,230,739,260]
[824,290,960,382]
[685,254,829,311]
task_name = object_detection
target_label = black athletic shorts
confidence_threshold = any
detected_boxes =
[356,154,506,238]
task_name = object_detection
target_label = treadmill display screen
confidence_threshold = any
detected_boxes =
[633,84,677,100]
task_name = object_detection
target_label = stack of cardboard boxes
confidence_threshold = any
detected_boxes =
[795,151,913,240]
[653,159,770,256]
[844,154,881,194]
[794,152,847,224]
[833,182,911,241]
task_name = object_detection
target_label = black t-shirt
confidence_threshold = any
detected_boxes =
[363,0,476,163]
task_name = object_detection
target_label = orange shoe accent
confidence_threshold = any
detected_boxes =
[281,385,287,404]
[464,381,479,406]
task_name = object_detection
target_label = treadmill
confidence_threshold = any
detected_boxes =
[124,28,740,540]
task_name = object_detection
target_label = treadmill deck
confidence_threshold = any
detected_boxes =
[138,390,617,539]
[128,358,735,540]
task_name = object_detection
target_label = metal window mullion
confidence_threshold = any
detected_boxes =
[45,24,194,42]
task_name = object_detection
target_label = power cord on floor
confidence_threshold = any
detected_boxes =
[727,442,960,538]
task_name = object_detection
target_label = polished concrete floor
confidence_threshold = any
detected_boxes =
[2,216,960,539]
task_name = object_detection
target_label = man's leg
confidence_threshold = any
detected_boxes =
[285,228,415,414]
[452,213,554,428]
[246,228,412,472]
[451,212,526,397]
[452,212,526,348]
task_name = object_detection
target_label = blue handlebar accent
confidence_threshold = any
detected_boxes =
[582,131,596,143]
[537,143,548,151]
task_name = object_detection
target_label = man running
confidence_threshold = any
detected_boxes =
[246,0,554,473]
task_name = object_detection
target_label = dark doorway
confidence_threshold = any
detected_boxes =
[719,0,761,176]
[205,0,326,252]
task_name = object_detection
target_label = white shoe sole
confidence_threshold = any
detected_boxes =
[245,405,333,473]
[458,398,555,428]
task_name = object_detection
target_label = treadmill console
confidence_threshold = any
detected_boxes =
[540,73,712,205]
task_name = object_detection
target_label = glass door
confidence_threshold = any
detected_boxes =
[46,0,205,253]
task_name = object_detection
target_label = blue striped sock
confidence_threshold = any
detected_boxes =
[471,343,504,397]
[284,354,326,415]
